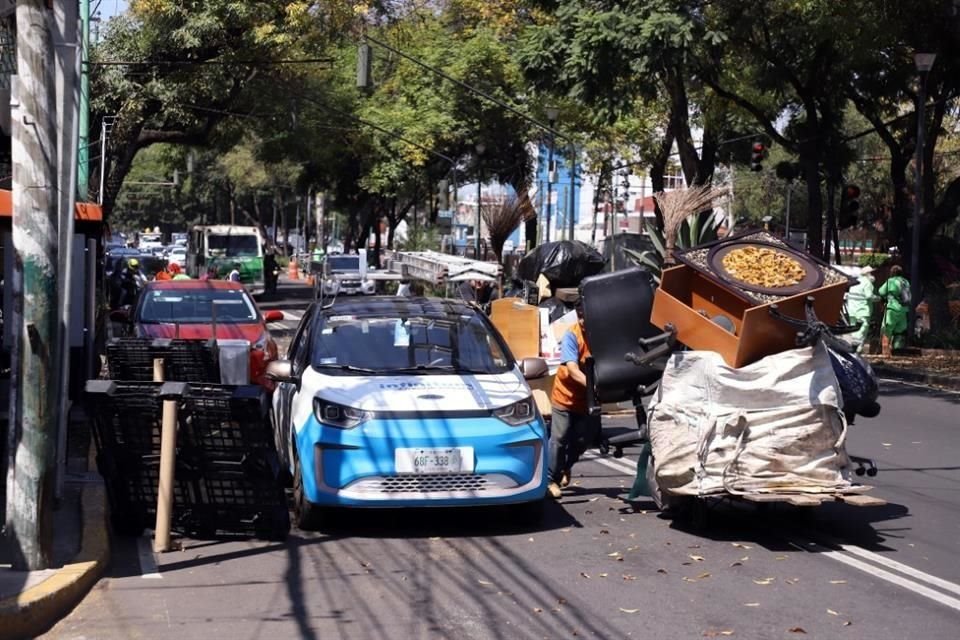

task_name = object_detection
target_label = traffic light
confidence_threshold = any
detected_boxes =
[839,184,861,229]
[750,142,765,172]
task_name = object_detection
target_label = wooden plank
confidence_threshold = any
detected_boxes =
[784,494,824,507]
[740,493,786,503]
[836,494,887,507]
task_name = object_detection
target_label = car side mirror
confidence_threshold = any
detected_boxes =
[265,360,297,384]
[263,310,284,323]
[520,357,549,380]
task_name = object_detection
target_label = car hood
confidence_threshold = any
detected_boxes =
[137,322,264,343]
[294,368,529,424]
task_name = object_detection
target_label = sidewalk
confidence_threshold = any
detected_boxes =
[867,349,960,391]
[0,411,110,640]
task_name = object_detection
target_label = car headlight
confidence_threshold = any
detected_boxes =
[493,396,537,426]
[313,397,372,429]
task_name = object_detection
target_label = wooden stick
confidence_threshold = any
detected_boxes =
[153,359,177,553]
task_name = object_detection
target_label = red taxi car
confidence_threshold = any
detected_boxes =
[128,280,284,388]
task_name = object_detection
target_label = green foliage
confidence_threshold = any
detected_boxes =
[858,253,892,269]
[399,225,439,252]
[623,210,721,283]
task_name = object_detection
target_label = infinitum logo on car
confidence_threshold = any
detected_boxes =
[378,381,475,391]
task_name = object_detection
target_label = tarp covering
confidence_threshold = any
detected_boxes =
[517,240,604,289]
[648,345,853,497]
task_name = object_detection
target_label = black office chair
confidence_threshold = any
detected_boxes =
[579,267,677,456]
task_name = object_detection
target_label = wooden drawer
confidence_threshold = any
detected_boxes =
[651,264,847,368]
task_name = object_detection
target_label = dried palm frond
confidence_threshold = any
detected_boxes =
[482,195,530,261]
[653,185,728,265]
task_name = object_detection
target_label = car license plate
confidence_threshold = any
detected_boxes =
[395,447,474,474]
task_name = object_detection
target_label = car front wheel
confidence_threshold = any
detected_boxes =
[293,456,326,531]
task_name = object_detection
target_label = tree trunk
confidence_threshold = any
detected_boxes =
[799,139,823,259]
[8,0,59,571]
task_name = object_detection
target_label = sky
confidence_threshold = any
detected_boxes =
[96,0,128,22]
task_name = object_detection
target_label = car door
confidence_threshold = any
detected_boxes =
[274,305,315,473]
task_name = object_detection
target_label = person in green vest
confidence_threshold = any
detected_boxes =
[845,266,878,352]
[878,265,911,353]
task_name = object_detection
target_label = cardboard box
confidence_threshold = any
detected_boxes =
[651,264,848,368]
[490,298,541,360]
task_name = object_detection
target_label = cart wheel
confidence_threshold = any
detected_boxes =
[866,466,878,477]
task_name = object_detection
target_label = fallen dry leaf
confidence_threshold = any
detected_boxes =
[744,603,760,607]
[827,609,839,616]
[829,580,847,584]
[619,608,640,614]
[622,574,637,581]
[703,630,735,637]
[599,529,610,535]
[533,607,543,614]
[732,542,752,550]
[753,578,774,585]
[729,561,742,568]
[607,552,621,557]
[697,572,712,579]
[656,569,668,574]
[740,556,750,562]
[843,621,853,627]
[580,572,591,579]
[784,578,799,585]
[689,554,705,562]
[775,555,788,561]
[881,442,892,447]
[599,573,609,578]
[478,580,494,586]
[589,497,600,502]
[788,628,806,634]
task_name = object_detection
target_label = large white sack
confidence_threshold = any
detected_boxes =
[648,346,853,497]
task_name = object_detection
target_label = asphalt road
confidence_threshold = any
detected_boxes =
[44,290,960,640]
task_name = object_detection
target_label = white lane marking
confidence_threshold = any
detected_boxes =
[788,539,960,613]
[283,309,304,322]
[583,451,638,476]
[584,449,960,610]
[137,536,162,579]
[878,378,960,395]
[812,534,960,597]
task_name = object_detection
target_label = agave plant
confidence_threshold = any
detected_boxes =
[623,208,722,284]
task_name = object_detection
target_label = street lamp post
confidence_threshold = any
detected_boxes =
[567,144,577,241]
[544,107,559,244]
[912,52,936,333]
[475,142,485,258]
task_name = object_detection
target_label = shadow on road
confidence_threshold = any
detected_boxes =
[280,502,633,640]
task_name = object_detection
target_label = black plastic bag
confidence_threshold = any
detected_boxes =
[517,240,605,288]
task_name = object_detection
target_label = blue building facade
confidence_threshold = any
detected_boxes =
[527,143,580,246]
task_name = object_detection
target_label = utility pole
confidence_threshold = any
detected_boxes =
[8,0,60,571]
[78,0,89,199]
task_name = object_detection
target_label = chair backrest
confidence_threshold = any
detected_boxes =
[580,267,665,403]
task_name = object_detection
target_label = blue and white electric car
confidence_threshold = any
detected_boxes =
[268,297,549,530]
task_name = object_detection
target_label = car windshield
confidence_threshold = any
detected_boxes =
[327,256,361,273]
[208,234,260,257]
[137,288,258,324]
[311,311,511,375]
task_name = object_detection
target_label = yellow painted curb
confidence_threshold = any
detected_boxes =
[0,482,110,640]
